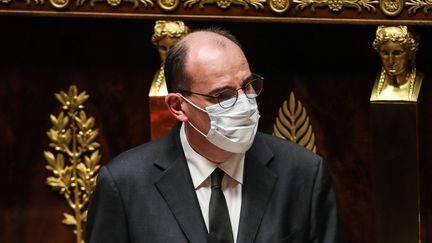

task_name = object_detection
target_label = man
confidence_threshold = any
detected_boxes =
[86,28,343,243]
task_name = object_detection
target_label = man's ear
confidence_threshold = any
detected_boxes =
[165,93,188,122]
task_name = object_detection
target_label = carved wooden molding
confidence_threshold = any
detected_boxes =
[3,0,432,24]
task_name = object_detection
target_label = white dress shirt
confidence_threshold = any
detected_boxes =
[180,123,244,242]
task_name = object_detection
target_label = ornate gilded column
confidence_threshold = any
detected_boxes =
[149,20,190,140]
[370,25,424,243]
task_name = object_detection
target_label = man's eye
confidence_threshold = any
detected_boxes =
[216,90,236,101]
[243,82,253,90]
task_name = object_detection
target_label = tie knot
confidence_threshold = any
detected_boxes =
[211,168,225,189]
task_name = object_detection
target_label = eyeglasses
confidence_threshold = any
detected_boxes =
[178,73,264,109]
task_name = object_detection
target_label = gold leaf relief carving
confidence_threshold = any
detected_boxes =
[50,0,70,9]
[157,0,179,10]
[45,85,101,243]
[0,0,44,4]
[182,0,266,9]
[273,92,317,153]
[405,0,432,14]
[75,0,153,8]
[269,0,290,13]
[380,0,403,16]
[293,0,378,12]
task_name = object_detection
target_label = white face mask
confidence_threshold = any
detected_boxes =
[181,94,260,153]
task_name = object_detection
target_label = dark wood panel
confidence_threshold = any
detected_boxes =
[1,16,432,243]
[0,17,156,243]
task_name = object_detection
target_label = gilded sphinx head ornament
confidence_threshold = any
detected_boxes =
[151,20,190,46]
[149,20,190,97]
[370,25,423,102]
[372,26,418,55]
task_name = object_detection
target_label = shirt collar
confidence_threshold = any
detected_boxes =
[180,123,244,189]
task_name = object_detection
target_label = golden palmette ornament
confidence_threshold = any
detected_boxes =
[44,85,101,243]
[273,92,317,153]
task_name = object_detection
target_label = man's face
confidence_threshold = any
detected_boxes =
[379,41,408,77]
[182,35,252,136]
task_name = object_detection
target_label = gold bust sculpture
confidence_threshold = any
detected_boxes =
[370,25,423,102]
[149,20,190,97]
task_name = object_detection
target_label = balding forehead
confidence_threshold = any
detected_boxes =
[184,31,245,67]
[182,31,237,49]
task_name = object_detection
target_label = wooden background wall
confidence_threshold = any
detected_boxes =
[1,15,432,243]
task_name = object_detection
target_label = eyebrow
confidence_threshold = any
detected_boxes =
[243,74,255,84]
[206,74,254,96]
[207,86,230,96]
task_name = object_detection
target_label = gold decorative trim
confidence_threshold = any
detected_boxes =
[1,0,432,16]
[379,0,403,16]
[82,0,154,8]
[2,0,45,4]
[182,0,266,9]
[405,0,432,14]
[157,0,180,10]
[44,85,101,243]
[293,0,378,12]
[50,0,71,9]
[269,0,290,13]
[273,92,317,153]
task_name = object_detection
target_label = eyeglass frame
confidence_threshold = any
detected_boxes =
[177,73,264,109]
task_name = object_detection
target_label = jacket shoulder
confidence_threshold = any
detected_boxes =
[103,125,182,181]
[255,132,323,169]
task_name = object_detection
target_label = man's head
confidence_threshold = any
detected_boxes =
[164,28,261,163]
[164,28,242,93]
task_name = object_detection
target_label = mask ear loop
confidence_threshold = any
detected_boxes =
[178,93,209,137]
[178,94,207,113]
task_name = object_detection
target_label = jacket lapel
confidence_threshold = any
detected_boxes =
[154,124,208,243]
[153,126,277,243]
[237,134,277,243]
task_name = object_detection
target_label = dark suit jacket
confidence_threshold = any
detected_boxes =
[86,124,343,243]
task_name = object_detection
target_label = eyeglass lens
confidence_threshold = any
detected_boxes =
[217,77,263,108]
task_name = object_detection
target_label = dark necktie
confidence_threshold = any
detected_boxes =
[208,168,234,243]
